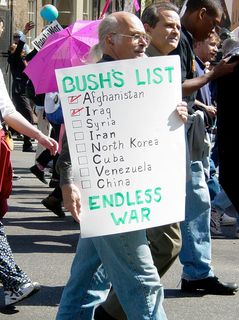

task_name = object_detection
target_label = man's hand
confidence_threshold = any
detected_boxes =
[176,101,188,123]
[212,58,239,79]
[35,131,58,156]
[23,21,35,35]
[61,184,81,223]
[205,105,217,117]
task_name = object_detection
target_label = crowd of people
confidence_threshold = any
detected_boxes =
[0,0,239,319]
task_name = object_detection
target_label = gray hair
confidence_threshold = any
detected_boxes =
[85,15,119,63]
[222,38,239,58]
[98,14,119,50]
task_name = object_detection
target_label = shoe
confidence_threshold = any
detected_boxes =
[210,208,222,235]
[220,213,237,226]
[94,305,117,320]
[23,146,36,152]
[5,281,40,306]
[12,174,21,181]
[30,165,48,184]
[235,228,239,239]
[15,134,23,140]
[41,195,65,218]
[49,179,59,188]
[181,277,238,295]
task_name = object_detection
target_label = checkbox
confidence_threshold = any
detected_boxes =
[79,168,90,177]
[81,180,91,189]
[74,132,84,140]
[72,120,82,128]
[78,156,88,165]
[76,143,86,153]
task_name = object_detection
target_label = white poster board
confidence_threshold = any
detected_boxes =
[32,20,63,51]
[56,56,186,238]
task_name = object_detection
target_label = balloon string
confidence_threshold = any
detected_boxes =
[99,0,140,18]
[99,0,111,19]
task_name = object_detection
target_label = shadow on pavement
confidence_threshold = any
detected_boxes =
[164,288,205,298]
[0,285,64,310]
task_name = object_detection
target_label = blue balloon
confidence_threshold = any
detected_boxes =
[40,4,58,22]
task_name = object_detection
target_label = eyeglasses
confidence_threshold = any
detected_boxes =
[112,33,152,46]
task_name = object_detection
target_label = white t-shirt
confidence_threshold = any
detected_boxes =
[0,69,15,126]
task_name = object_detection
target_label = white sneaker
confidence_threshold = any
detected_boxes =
[4,281,40,306]
[220,213,237,226]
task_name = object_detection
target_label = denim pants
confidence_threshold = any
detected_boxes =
[179,161,214,280]
[56,230,167,320]
[207,158,221,201]
[212,189,232,212]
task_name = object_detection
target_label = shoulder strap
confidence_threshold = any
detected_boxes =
[0,110,7,132]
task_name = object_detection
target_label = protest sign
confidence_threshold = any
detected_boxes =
[32,20,63,51]
[56,56,186,237]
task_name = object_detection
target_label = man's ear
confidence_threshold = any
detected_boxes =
[198,7,207,21]
[144,23,152,34]
[106,34,114,46]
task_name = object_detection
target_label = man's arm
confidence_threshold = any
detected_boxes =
[182,59,238,97]
[56,132,81,223]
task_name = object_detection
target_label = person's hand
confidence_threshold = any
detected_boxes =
[176,101,188,123]
[23,21,35,35]
[205,105,217,117]
[212,58,239,79]
[61,184,81,223]
[35,131,58,155]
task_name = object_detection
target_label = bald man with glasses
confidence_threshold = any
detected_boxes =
[56,11,168,320]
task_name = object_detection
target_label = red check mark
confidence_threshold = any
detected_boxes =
[71,107,84,117]
[68,94,82,104]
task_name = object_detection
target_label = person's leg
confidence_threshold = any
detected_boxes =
[57,231,167,320]
[99,223,180,320]
[12,93,34,151]
[210,133,219,168]
[93,231,167,320]
[35,107,50,159]
[207,158,221,201]
[56,236,111,320]
[180,161,214,280]
[212,189,233,212]
[0,221,30,290]
[41,186,65,218]
[147,223,182,277]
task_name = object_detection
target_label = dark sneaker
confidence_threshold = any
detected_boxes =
[5,281,40,306]
[30,165,47,184]
[49,179,59,188]
[41,195,65,218]
[94,305,117,320]
[181,277,238,295]
[210,207,222,235]
[23,146,36,152]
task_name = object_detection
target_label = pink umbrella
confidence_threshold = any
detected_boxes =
[24,19,101,94]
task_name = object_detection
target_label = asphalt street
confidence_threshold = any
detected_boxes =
[0,138,238,319]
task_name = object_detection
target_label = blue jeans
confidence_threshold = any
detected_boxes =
[207,158,220,201]
[179,161,214,280]
[212,189,232,211]
[56,230,167,320]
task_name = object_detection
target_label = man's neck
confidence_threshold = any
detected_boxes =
[146,44,163,57]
